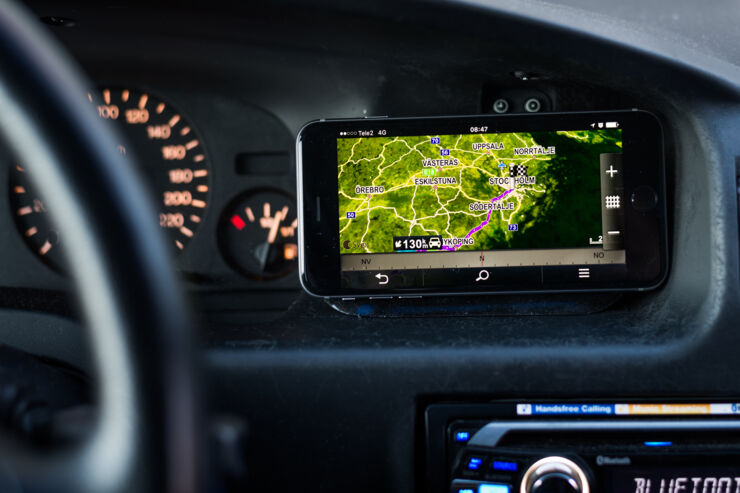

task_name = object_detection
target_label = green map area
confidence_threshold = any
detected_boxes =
[338,129,622,254]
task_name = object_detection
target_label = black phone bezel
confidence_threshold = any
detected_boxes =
[297,110,667,298]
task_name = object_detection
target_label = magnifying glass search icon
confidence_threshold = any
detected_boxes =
[475,270,489,282]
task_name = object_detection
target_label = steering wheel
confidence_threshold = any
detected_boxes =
[0,2,197,493]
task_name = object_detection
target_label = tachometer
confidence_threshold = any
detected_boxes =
[9,165,63,270]
[9,87,211,270]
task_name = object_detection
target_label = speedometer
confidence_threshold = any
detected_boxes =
[92,87,210,251]
[10,87,211,270]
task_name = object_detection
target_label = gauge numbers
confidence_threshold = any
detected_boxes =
[91,87,210,252]
[9,86,212,271]
[9,166,63,271]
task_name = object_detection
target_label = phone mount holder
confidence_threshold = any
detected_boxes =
[325,292,621,317]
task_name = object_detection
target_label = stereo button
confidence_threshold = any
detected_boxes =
[531,473,579,493]
[450,481,510,493]
[466,456,485,471]
[520,457,590,493]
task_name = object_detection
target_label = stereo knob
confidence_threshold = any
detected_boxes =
[520,457,590,493]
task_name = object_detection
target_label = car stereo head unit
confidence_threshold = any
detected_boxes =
[297,110,667,298]
[426,401,740,493]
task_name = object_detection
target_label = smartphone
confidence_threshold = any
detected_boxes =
[297,110,667,298]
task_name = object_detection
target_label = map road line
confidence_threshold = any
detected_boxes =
[440,188,514,252]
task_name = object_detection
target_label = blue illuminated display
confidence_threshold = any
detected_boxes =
[467,457,483,470]
[455,431,470,442]
[459,490,474,493]
[492,460,518,472]
[644,441,672,447]
[478,484,510,493]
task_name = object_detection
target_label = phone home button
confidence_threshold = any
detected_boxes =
[631,185,658,211]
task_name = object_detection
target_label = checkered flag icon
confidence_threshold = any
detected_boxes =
[509,165,528,177]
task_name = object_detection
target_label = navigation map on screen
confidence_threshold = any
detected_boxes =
[337,129,623,269]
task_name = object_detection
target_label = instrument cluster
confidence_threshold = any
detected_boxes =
[5,85,299,301]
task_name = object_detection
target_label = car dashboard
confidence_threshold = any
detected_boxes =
[2,1,740,492]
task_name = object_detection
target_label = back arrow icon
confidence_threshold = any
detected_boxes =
[375,273,389,285]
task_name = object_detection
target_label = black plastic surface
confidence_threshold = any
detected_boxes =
[6,1,740,493]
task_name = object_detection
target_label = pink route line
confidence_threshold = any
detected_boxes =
[439,188,513,252]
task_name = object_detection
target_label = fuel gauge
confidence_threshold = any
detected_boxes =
[219,189,298,280]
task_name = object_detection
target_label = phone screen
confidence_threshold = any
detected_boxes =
[297,111,666,298]
[337,128,625,276]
